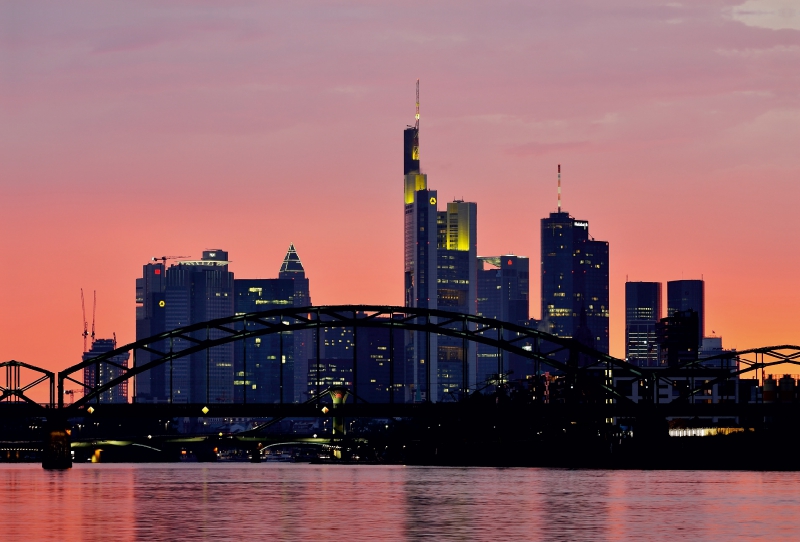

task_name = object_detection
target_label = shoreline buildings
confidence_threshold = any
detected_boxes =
[135,247,311,404]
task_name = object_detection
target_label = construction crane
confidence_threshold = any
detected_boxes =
[80,289,89,353]
[151,255,190,265]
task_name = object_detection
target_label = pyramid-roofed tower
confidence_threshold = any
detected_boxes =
[279,243,305,276]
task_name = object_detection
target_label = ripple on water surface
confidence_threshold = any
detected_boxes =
[2,464,800,541]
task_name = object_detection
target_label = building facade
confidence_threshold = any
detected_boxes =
[436,200,478,400]
[625,281,662,367]
[233,278,296,403]
[82,338,130,404]
[477,255,530,383]
[277,244,312,402]
[403,113,438,401]
[541,212,609,356]
[164,250,235,404]
[667,279,704,347]
[135,261,167,402]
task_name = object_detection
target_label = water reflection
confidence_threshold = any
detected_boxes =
[3,465,800,540]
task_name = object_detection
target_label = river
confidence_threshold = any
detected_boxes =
[2,464,799,540]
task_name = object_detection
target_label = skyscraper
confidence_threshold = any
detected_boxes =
[477,255,530,382]
[233,278,296,403]
[135,261,167,402]
[232,245,312,403]
[403,81,438,401]
[82,338,129,403]
[278,244,312,402]
[164,250,235,404]
[667,279,704,347]
[540,167,609,355]
[436,200,478,399]
[625,281,662,367]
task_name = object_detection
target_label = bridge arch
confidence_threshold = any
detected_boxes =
[0,360,54,408]
[59,305,638,410]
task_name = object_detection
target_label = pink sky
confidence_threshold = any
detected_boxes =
[1,0,799,388]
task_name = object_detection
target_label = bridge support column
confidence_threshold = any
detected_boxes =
[250,443,262,463]
[330,387,349,459]
[42,418,72,470]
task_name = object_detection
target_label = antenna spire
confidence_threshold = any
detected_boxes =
[415,79,420,130]
[557,164,562,212]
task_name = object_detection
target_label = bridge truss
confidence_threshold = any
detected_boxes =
[1,306,798,415]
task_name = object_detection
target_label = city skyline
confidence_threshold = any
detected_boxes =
[2,1,799,377]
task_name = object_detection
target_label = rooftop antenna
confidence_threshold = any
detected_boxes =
[557,164,562,212]
[415,78,420,131]
[411,79,420,163]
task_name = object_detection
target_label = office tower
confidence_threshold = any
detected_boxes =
[310,325,354,399]
[355,317,406,403]
[541,167,609,355]
[436,200,478,399]
[82,338,130,404]
[625,281,662,367]
[403,81,438,401]
[135,261,166,402]
[307,315,406,404]
[656,309,699,366]
[233,279,296,403]
[477,255,530,383]
[164,250,234,404]
[667,279,704,347]
[278,244,312,402]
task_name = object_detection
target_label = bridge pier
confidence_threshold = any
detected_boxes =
[330,387,349,459]
[42,418,72,470]
[250,443,262,463]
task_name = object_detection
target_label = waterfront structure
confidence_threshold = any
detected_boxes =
[477,255,530,383]
[403,81,438,401]
[82,338,129,403]
[164,250,235,404]
[614,334,739,411]
[540,168,609,356]
[625,281,662,367]
[667,279,704,347]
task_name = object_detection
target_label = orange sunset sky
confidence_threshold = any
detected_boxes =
[1,0,798,382]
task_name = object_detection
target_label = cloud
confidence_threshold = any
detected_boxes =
[730,0,800,31]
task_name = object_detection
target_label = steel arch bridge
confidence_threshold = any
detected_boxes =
[2,305,798,414]
[57,305,639,411]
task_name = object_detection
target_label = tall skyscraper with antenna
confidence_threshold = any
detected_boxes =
[404,80,438,401]
[402,81,479,400]
[541,165,609,356]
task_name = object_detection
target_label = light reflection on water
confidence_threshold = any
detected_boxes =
[3,464,800,540]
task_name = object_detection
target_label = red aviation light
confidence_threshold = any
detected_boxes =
[154,268,161,275]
